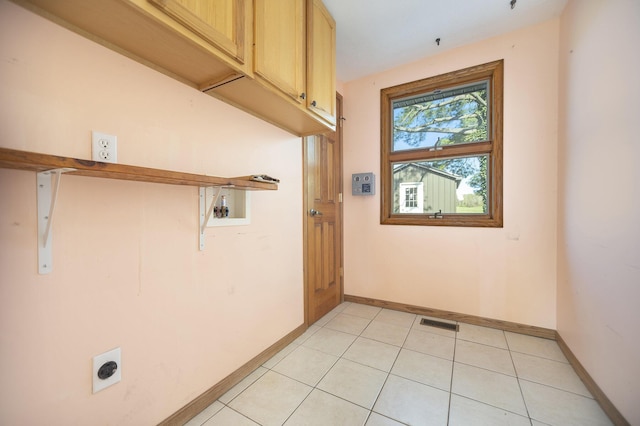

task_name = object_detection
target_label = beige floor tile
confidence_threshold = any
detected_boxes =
[314,310,339,327]
[505,332,568,362]
[312,305,345,327]
[342,303,382,319]
[284,389,369,426]
[457,323,508,349]
[202,407,259,426]
[324,313,372,335]
[520,380,613,426]
[228,371,312,426]
[219,367,268,404]
[272,345,338,386]
[451,362,528,416]
[342,337,401,372]
[411,315,457,337]
[403,328,456,360]
[448,394,531,426]
[317,358,387,409]
[293,324,321,345]
[512,351,590,396]
[262,342,299,369]
[185,401,224,425]
[373,374,449,426]
[301,327,358,357]
[373,308,416,328]
[361,320,410,347]
[454,339,516,376]
[365,412,405,426]
[331,302,351,314]
[188,303,616,426]
[390,349,453,391]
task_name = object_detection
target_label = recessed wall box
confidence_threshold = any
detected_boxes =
[203,187,251,227]
[352,173,375,195]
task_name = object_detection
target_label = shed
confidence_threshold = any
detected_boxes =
[393,163,462,214]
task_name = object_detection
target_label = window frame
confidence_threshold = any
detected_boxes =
[380,60,504,227]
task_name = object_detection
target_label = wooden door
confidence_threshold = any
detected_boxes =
[254,0,305,102]
[304,94,343,325]
[306,0,336,125]
[148,0,248,64]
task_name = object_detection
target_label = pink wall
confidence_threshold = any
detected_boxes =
[558,1,640,423]
[342,20,560,329]
[0,1,303,424]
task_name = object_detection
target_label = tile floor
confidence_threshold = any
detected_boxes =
[185,302,612,426]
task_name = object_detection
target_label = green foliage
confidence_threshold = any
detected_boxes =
[393,90,489,208]
[457,193,483,208]
[394,91,487,147]
[468,155,488,213]
[456,205,485,213]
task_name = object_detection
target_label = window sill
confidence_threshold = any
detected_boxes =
[381,214,503,228]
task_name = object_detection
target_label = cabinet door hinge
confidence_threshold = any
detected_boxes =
[338,192,343,203]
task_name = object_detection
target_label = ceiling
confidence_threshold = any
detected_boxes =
[322,0,568,82]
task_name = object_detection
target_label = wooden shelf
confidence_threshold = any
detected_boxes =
[1,147,277,272]
[0,147,278,191]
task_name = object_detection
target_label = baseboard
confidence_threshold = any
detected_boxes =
[158,323,307,426]
[555,333,630,426]
[344,294,556,339]
[345,294,629,425]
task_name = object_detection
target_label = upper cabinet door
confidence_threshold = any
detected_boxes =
[148,0,248,66]
[306,0,336,125]
[254,0,306,103]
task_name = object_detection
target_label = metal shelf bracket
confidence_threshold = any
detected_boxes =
[37,168,76,274]
[199,186,225,250]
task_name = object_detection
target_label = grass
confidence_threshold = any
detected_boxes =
[456,206,484,213]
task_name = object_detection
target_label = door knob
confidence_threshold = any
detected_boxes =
[309,209,323,216]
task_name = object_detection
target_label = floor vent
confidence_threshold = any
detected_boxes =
[420,318,459,332]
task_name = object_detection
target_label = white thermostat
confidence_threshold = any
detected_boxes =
[352,173,375,195]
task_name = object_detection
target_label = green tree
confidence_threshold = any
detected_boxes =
[394,89,488,208]
[467,155,488,212]
[394,91,487,146]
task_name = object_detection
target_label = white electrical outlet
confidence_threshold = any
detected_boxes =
[92,347,121,393]
[92,131,117,163]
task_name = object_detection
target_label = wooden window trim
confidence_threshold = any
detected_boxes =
[380,60,503,227]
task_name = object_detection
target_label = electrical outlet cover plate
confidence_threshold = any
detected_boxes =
[92,347,121,393]
[92,131,117,163]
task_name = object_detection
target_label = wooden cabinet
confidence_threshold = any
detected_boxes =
[253,0,336,127]
[254,0,305,103]
[148,0,249,70]
[306,0,336,125]
[14,0,336,135]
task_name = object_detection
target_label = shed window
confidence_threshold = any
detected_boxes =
[399,182,423,213]
[381,60,503,227]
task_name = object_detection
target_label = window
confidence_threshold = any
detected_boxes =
[380,60,503,227]
[399,182,423,213]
